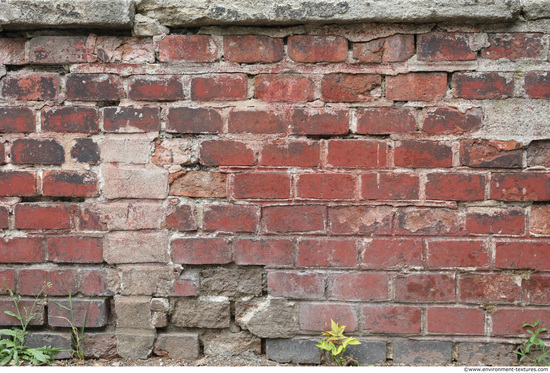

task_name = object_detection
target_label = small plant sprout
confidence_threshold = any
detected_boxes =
[514,320,550,366]
[51,291,91,360]
[316,319,361,366]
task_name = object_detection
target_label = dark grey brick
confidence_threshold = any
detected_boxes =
[25,332,72,359]
[457,342,517,365]
[393,340,452,365]
[344,340,387,365]
[267,338,321,364]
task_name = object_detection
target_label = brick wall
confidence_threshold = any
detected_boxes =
[0,23,549,365]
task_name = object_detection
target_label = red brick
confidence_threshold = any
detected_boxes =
[262,205,326,233]
[11,138,65,165]
[81,269,115,296]
[18,269,77,296]
[128,76,184,101]
[255,74,314,102]
[299,303,356,331]
[199,139,255,166]
[291,108,348,135]
[418,33,476,61]
[297,239,357,267]
[361,238,423,269]
[353,34,414,63]
[228,109,285,134]
[531,205,550,235]
[2,73,58,100]
[41,106,99,133]
[104,106,161,133]
[0,206,7,229]
[0,171,37,196]
[461,140,523,168]
[459,274,521,303]
[466,207,525,235]
[47,236,102,263]
[163,204,197,231]
[357,107,416,135]
[159,35,218,62]
[363,305,421,334]
[0,238,44,263]
[525,71,550,99]
[327,140,386,168]
[170,171,227,198]
[427,307,485,335]
[166,107,223,134]
[296,173,356,200]
[426,173,485,201]
[191,74,247,101]
[362,172,419,200]
[453,72,514,99]
[77,206,108,232]
[331,273,388,300]
[482,33,543,61]
[71,138,100,164]
[66,74,122,101]
[49,299,107,328]
[427,240,488,268]
[528,140,550,167]
[171,238,231,264]
[172,274,199,296]
[234,239,294,267]
[268,272,325,299]
[232,173,291,199]
[527,275,550,304]
[395,274,456,302]
[42,170,99,198]
[492,309,550,336]
[29,36,87,64]
[203,204,259,233]
[321,74,381,102]
[0,107,35,132]
[386,73,447,101]
[288,36,348,63]
[14,204,72,230]
[423,107,483,135]
[495,240,550,270]
[395,207,459,235]
[0,269,15,291]
[260,140,320,168]
[92,36,155,64]
[0,299,44,326]
[491,172,550,201]
[329,206,393,235]
[394,141,453,168]
[224,35,284,63]
[0,38,27,64]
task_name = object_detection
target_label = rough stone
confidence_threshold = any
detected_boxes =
[82,333,118,359]
[236,297,300,338]
[104,231,169,264]
[201,266,263,297]
[102,164,169,200]
[120,265,179,296]
[154,333,199,360]
[100,135,152,165]
[114,296,153,330]
[133,14,170,36]
[116,329,155,359]
[521,0,550,20]
[266,338,321,364]
[172,297,231,329]
[169,171,227,198]
[90,200,165,231]
[202,330,261,355]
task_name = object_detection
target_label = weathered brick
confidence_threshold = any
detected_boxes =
[298,239,357,267]
[482,33,543,61]
[531,205,550,235]
[114,296,153,329]
[42,170,99,197]
[203,204,259,233]
[100,135,151,164]
[151,138,195,168]
[260,140,320,167]
[423,107,483,135]
[47,236,102,263]
[116,330,155,359]
[224,35,284,63]
[25,333,72,359]
[331,272,388,300]
[453,72,514,99]
[491,172,550,201]
[395,273,456,302]
[202,330,261,356]
[353,34,414,63]
[170,171,227,198]
[128,76,184,101]
[228,109,286,134]
[466,207,525,235]
[159,35,218,62]
[66,74,122,101]
[321,74,381,102]
[29,36,87,64]
[361,238,423,269]
[171,238,232,264]
[395,208,459,235]
[267,339,321,365]
[492,309,550,336]
[104,106,161,133]
[363,305,421,334]
[0,171,37,196]
[426,172,485,201]
[0,38,27,64]
[291,108,349,135]
[14,204,73,230]
[104,231,169,264]
[11,138,65,165]
[82,333,117,359]
[91,36,155,64]
[200,139,255,166]
[456,343,517,365]
[393,340,452,365]
[527,274,550,304]
[234,239,294,267]
[296,173,355,200]
[154,333,200,360]
[102,164,168,199]
[2,73,58,100]
[427,239,488,268]
[418,33,476,61]
[164,203,197,231]
[120,265,178,296]
[71,138,100,164]
[495,240,550,270]
[428,307,485,335]
[0,299,44,326]
[263,205,326,233]
[329,206,393,235]
[172,297,230,329]
[288,36,348,63]
[0,107,35,132]
[386,73,447,101]
[49,299,108,328]
[299,303,356,331]
[191,74,247,101]
[0,206,7,229]
[327,140,386,168]
[166,107,222,134]
[525,71,550,99]
[461,140,523,168]
[255,74,314,102]
[201,267,263,297]
[356,107,416,135]
[0,237,44,263]
[81,269,117,296]
[232,173,291,199]
[459,274,521,303]
[17,269,77,296]
[172,273,199,296]
[527,140,550,167]
[362,172,419,200]
[268,272,324,299]
[394,140,453,168]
